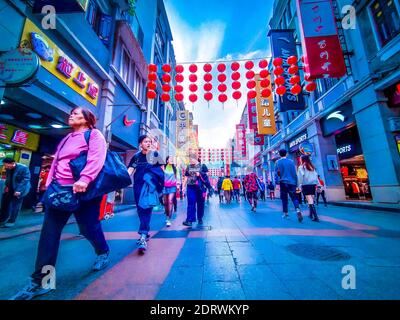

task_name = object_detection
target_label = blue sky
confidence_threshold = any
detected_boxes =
[164,0,274,148]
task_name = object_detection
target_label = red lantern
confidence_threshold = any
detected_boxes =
[217,63,226,72]
[189,64,198,73]
[148,72,157,81]
[289,75,300,85]
[189,74,198,82]
[273,66,284,76]
[189,84,198,92]
[218,94,228,103]
[147,90,156,99]
[290,84,302,95]
[232,91,242,100]
[232,81,241,90]
[274,76,285,86]
[204,83,213,91]
[175,74,184,83]
[231,62,240,71]
[189,94,198,103]
[247,90,257,99]
[231,72,240,81]
[203,63,212,72]
[261,88,271,98]
[305,81,317,92]
[245,61,254,70]
[247,80,256,89]
[246,70,255,79]
[217,74,227,82]
[273,57,283,67]
[287,56,298,65]
[218,83,227,92]
[162,73,171,83]
[260,69,269,79]
[260,79,270,88]
[148,64,157,72]
[162,64,171,73]
[204,92,213,101]
[204,73,212,82]
[276,86,286,96]
[175,93,184,102]
[175,65,184,73]
[161,93,170,102]
[174,85,183,93]
[147,81,157,90]
[259,60,268,69]
[288,65,299,75]
[162,84,171,92]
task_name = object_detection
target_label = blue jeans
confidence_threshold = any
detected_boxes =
[31,196,109,285]
[0,193,23,224]
[279,182,300,213]
[137,206,153,236]
[186,185,205,222]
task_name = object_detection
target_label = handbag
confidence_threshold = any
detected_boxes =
[42,180,80,212]
[69,130,132,201]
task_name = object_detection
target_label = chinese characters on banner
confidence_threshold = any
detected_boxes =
[235,124,247,160]
[255,75,276,135]
[296,0,346,79]
[176,110,190,156]
[247,98,265,145]
[268,29,305,112]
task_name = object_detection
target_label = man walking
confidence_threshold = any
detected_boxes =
[275,149,303,222]
[232,176,241,203]
[0,158,31,228]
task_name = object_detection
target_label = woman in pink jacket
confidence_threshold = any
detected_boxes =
[12,107,109,300]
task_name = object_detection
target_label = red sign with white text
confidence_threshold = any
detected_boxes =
[296,0,346,79]
[247,98,264,145]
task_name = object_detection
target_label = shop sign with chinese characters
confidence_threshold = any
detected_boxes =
[0,123,40,151]
[255,75,276,135]
[296,0,346,79]
[20,19,100,106]
[247,98,264,146]
[235,124,247,160]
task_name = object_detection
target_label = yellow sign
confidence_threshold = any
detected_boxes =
[255,74,276,135]
[0,123,40,151]
[20,19,100,106]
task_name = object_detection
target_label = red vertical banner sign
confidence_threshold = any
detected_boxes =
[236,124,247,160]
[296,0,346,79]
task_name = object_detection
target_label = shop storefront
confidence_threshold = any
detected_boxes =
[287,130,314,166]
[320,101,372,201]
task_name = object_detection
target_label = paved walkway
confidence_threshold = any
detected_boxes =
[1,197,400,300]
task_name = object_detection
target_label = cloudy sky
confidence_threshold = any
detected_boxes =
[164,0,273,148]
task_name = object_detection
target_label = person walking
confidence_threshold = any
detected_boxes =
[232,176,241,203]
[128,135,164,253]
[217,176,224,203]
[221,175,233,204]
[163,156,177,227]
[267,180,275,200]
[258,177,266,201]
[182,156,211,227]
[275,149,303,222]
[297,155,320,222]
[0,158,31,228]
[316,175,328,207]
[33,165,50,213]
[11,107,110,300]
[243,171,259,212]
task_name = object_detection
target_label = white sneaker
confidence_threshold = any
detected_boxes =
[166,219,171,227]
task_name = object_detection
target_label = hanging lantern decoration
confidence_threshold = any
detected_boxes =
[204,82,213,92]
[245,61,254,70]
[260,69,269,79]
[217,74,227,82]
[261,88,271,98]
[259,59,268,69]
[231,62,240,71]
[189,84,198,92]
[175,93,184,102]
[246,70,255,79]
[218,94,228,103]
[276,85,286,96]
[288,65,299,75]
[175,84,183,93]
[204,92,213,102]
[147,81,157,91]
[189,94,198,103]
[203,63,212,73]
[147,90,156,100]
[175,73,184,83]
[274,76,285,86]
[162,83,171,92]
[231,72,241,81]
[189,64,198,73]
[260,79,270,88]
[289,75,300,85]
[148,64,157,72]
[218,83,227,92]
[247,80,256,89]
[189,74,198,82]
[148,72,157,81]
[162,73,171,83]
[162,64,171,73]
[304,81,317,92]
[175,65,184,73]
[290,84,302,95]
[273,66,284,76]
[161,93,170,102]
[204,73,213,82]
[287,56,298,65]
[232,81,241,90]
[217,63,226,73]
[273,57,283,67]
[232,91,242,100]
[247,90,257,99]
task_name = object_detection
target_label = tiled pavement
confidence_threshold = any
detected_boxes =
[1,197,400,300]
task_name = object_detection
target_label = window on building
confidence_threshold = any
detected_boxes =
[315,77,340,99]
[133,70,141,98]
[370,0,400,46]
[121,48,130,83]
[85,0,112,46]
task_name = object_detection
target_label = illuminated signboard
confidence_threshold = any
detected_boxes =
[0,124,40,151]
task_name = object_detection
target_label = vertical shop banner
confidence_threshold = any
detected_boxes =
[176,110,190,155]
[268,29,305,112]
[247,98,264,145]
[235,124,247,160]
[296,0,346,79]
[255,75,276,135]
